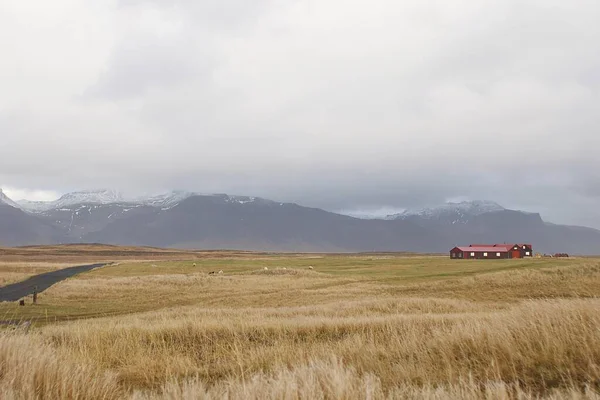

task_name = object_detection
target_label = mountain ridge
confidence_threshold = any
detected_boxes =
[0,189,22,209]
[16,190,278,213]
[2,189,600,254]
[389,200,506,219]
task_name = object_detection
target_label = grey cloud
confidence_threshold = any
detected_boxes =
[85,38,208,100]
[1,0,600,228]
[118,0,273,30]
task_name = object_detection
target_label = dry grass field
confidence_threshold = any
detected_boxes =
[1,245,599,399]
[0,262,70,286]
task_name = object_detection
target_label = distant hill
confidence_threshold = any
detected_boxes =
[388,202,600,255]
[80,195,438,252]
[0,203,65,247]
[2,190,600,254]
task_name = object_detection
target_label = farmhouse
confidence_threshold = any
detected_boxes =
[450,243,533,259]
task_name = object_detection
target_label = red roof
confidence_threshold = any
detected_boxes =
[456,246,508,253]
[469,243,532,249]
[493,244,514,250]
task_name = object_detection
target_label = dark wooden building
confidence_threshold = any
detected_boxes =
[450,246,510,259]
[450,243,533,259]
[488,244,533,258]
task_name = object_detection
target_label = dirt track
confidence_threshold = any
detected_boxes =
[0,263,106,302]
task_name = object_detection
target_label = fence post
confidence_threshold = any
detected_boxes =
[33,286,38,304]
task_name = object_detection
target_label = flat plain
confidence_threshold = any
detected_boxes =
[0,245,599,399]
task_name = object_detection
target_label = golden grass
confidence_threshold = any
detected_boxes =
[41,297,600,392]
[389,261,600,301]
[1,252,599,398]
[0,334,122,399]
[0,244,329,263]
[136,358,600,400]
[0,262,72,286]
[2,256,587,321]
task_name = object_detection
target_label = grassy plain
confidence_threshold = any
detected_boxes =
[0,245,599,399]
[0,262,69,286]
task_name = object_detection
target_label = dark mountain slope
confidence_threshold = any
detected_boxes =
[34,203,160,242]
[2,190,600,254]
[0,203,66,246]
[400,209,600,254]
[83,195,438,252]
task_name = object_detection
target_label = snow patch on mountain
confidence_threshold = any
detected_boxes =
[132,190,196,209]
[18,189,124,212]
[224,195,282,206]
[16,189,286,214]
[225,195,256,204]
[56,189,123,206]
[0,189,22,209]
[389,200,506,221]
[15,200,51,212]
[17,189,203,213]
[337,207,407,220]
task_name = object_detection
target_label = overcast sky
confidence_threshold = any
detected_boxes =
[1,0,599,227]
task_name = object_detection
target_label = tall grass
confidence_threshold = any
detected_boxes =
[2,259,600,398]
[44,298,600,393]
[136,358,600,400]
[0,334,122,399]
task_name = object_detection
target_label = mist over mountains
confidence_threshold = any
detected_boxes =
[1,189,599,254]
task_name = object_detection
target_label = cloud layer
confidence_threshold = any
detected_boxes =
[1,0,599,226]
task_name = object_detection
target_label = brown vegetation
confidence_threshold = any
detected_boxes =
[0,334,121,399]
[0,244,278,263]
[0,262,71,286]
[0,249,599,399]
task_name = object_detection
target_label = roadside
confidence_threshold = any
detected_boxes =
[0,263,106,302]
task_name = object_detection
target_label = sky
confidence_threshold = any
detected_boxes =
[1,0,599,227]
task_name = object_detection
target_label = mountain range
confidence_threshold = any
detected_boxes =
[1,189,599,254]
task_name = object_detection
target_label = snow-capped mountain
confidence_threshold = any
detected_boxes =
[0,189,22,209]
[57,189,123,205]
[127,192,269,209]
[388,200,506,223]
[130,190,196,209]
[222,194,278,206]
[15,188,281,217]
[18,189,124,212]
[17,189,199,212]
[3,190,600,254]
[13,189,196,241]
